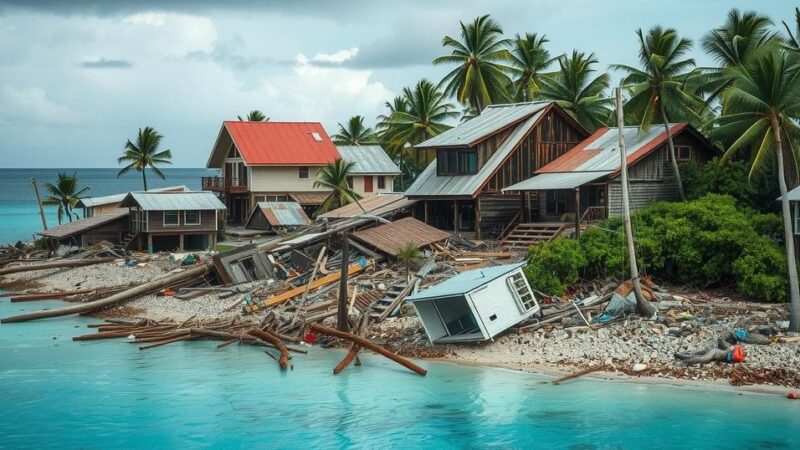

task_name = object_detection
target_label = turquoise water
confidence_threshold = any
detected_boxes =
[1,299,798,449]
[0,168,215,245]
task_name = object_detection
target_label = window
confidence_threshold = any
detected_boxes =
[377,176,386,190]
[255,194,289,202]
[227,144,240,158]
[163,211,179,226]
[298,167,309,179]
[676,146,692,161]
[311,132,323,142]
[545,191,568,216]
[347,176,354,189]
[437,150,478,175]
[507,272,537,312]
[185,210,201,225]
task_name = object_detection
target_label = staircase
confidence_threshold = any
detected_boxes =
[500,223,566,250]
[119,232,139,249]
[369,282,411,322]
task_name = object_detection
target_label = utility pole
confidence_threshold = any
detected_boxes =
[31,177,48,231]
[615,87,656,317]
[337,232,351,332]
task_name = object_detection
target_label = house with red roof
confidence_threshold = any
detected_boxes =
[203,121,399,224]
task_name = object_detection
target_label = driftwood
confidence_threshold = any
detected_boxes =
[1,264,210,323]
[246,329,290,369]
[553,364,608,385]
[309,323,427,376]
[0,257,116,276]
[333,345,361,374]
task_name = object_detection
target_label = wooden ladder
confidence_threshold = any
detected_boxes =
[500,223,566,250]
[369,282,412,323]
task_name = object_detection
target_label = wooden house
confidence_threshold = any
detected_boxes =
[404,102,588,238]
[406,262,540,343]
[119,191,226,251]
[501,124,718,247]
[76,185,190,218]
[39,210,130,247]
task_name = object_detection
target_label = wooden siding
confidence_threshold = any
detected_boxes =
[478,193,521,237]
[482,109,585,193]
[147,210,218,233]
[476,127,515,167]
[607,181,679,216]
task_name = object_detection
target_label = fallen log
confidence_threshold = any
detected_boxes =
[553,364,608,385]
[1,264,210,323]
[0,257,116,276]
[309,323,427,376]
[333,344,361,374]
[246,329,290,369]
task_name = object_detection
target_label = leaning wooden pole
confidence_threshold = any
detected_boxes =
[309,323,427,376]
[337,233,350,332]
[246,329,289,369]
[615,87,656,318]
[1,264,209,323]
[31,177,48,231]
[0,257,116,276]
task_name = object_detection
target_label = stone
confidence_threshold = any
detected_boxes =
[632,363,647,372]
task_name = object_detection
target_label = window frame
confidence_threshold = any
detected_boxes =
[163,211,180,227]
[506,271,537,313]
[298,166,309,179]
[437,149,479,176]
[184,210,201,226]
[675,145,692,162]
[377,176,386,190]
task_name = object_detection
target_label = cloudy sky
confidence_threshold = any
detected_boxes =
[0,0,793,168]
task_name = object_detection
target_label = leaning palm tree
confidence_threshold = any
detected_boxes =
[508,33,553,102]
[238,110,269,121]
[783,7,800,50]
[117,127,173,191]
[539,50,613,131]
[331,115,377,145]
[41,172,89,224]
[314,159,362,213]
[612,27,707,201]
[433,14,512,112]
[712,48,800,331]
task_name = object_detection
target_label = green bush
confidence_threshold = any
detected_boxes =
[524,194,787,302]
[680,159,780,213]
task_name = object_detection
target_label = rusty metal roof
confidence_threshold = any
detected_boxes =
[248,201,311,227]
[350,217,451,256]
[317,193,417,220]
[336,145,401,174]
[289,192,329,205]
[39,210,129,239]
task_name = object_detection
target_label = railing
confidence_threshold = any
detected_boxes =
[498,211,521,241]
[579,205,607,224]
[201,176,247,192]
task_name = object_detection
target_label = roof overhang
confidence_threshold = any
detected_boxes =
[503,171,612,191]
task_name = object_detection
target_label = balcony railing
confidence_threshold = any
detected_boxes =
[579,205,607,224]
[201,176,247,193]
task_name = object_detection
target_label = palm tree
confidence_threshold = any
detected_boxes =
[238,110,268,121]
[508,33,553,102]
[783,7,800,49]
[539,50,613,131]
[42,172,89,224]
[612,27,707,201]
[433,14,512,112]
[314,159,362,213]
[117,127,173,191]
[395,242,422,278]
[712,48,800,331]
[331,115,377,145]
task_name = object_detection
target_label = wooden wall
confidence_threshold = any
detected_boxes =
[478,193,521,237]
[147,210,218,233]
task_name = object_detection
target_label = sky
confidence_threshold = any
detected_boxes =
[0,0,795,168]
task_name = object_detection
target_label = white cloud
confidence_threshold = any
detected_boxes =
[311,47,359,64]
[122,12,167,27]
[0,85,78,125]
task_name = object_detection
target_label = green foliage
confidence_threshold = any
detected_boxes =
[395,242,422,275]
[524,195,787,302]
[42,171,89,225]
[680,159,780,213]
[332,115,378,145]
[118,126,172,191]
[314,159,361,213]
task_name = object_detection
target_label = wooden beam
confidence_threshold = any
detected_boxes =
[423,200,429,224]
[474,198,482,240]
[252,262,368,309]
[453,200,459,233]
[574,187,581,238]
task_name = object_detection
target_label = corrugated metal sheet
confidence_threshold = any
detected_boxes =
[336,145,401,174]
[39,210,129,239]
[350,217,451,256]
[249,201,311,227]
[77,186,190,208]
[289,192,329,205]
[222,121,340,165]
[538,124,685,174]
[782,187,800,201]
[317,193,416,219]
[119,192,226,211]
[416,102,549,148]
[405,110,544,197]
[406,262,525,301]
[504,171,611,191]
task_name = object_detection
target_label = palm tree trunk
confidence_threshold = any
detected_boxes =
[141,168,148,191]
[659,103,686,202]
[772,119,800,332]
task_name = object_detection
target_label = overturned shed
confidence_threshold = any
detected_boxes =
[245,201,311,232]
[212,243,274,284]
[350,217,451,256]
[406,262,540,343]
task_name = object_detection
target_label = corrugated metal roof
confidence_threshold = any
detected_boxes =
[221,121,341,166]
[405,110,544,197]
[317,193,416,219]
[538,124,686,174]
[416,102,550,148]
[781,186,800,201]
[77,186,190,208]
[248,202,311,227]
[289,192,329,205]
[119,192,226,211]
[350,217,451,256]
[336,145,401,174]
[504,171,612,191]
[406,262,525,301]
[39,210,129,239]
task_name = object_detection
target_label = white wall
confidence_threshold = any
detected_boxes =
[249,166,326,192]
[412,301,447,342]
[349,175,394,195]
[467,268,538,339]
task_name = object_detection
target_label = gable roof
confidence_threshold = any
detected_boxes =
[246,201,311,227]
[406,262,525,302]
[77,186,190,208]
[416,102,550,148]
[336,145,401,175]
[208,121,340,167]
[119,191,226,211]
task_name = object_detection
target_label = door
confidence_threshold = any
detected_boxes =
[364,176,374,193]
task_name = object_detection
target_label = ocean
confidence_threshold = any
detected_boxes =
[0,299,798,449]
[0,168,216,245]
